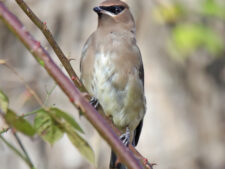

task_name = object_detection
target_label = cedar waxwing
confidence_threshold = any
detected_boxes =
[80,0,146,168]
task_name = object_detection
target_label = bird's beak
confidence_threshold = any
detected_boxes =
[93,6,103,14]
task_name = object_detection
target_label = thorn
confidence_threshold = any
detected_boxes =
[143,158,148,165]
[143,158,157,169]
[81,92,89,98]
[43,22,47,30]
[71,76,76,81]
[35,41,41,47]
[31,41,41,53]
[71,76,82,87]
[69,97,74,103]
[68,58,76,62]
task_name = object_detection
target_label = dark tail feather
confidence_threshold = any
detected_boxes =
[110,120,143,169]
[110,151,127,169]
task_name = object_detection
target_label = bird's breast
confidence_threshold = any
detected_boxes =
[91,49,145,130]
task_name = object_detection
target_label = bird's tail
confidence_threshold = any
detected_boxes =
[109,151,127,169]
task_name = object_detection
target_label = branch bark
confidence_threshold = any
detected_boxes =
[0,2,145,169]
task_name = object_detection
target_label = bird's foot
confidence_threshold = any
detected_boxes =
[120,127,130,147]
[89,97,99,109]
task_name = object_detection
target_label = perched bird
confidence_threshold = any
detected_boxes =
[80,0,146,168]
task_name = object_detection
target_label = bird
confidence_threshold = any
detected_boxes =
[80,0,146,168]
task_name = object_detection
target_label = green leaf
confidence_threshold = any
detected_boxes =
[33,108,94,163]
[47,108,93,164]
[34,110,63,144]
[0,90,9,113]
[50,108,83,133]
[202,0,225,20]
[5,109,36,136]
[66,125,95,164]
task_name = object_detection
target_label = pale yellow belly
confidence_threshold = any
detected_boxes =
[91,52,146,131]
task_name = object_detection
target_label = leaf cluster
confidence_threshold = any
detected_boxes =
[0,90,95,165]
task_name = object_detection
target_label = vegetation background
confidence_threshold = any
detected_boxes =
[0,0,225,169]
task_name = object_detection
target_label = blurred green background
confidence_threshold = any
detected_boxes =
[0,0,225,169]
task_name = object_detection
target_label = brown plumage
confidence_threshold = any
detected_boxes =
[80,0,146,168]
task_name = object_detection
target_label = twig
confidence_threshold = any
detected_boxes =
[13,131,35,168]
[0,134,31,167]
[0,3,144,169]
[43,83,57,105]
[15,0,84,91]
[1,61,44,108]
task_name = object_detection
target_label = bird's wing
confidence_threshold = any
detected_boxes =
[80,33,96,95]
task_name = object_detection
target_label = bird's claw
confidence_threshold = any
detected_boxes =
[120,127,130,147]
[90,97,99,109]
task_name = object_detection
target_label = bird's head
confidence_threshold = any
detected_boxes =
[93,0,135,33]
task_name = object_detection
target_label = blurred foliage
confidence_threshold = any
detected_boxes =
[152,3,185,24]
[202,0,225,20]
[169,24,224,60]
[153,0,225,61]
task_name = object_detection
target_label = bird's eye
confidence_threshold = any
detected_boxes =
[114,6,124,14]
[100,6,125,15]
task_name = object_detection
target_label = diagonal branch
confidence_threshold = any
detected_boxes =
[0,2,145,169]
